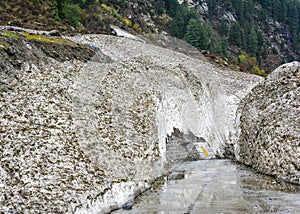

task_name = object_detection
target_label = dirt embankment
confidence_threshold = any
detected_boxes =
[0,29,98,73]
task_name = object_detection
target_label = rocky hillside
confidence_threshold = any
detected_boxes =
[0,0,159,34]
[0,0,68,31]
[0,29,262,212]
[1,0,299,74]
[167,0,300,73]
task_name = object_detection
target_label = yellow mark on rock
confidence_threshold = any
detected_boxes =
[199,146,209,157]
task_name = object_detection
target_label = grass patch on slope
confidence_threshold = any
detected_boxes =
[0,30,79,47]
[22,32,78,47]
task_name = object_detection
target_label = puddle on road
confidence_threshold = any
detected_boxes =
[114,160,300,214]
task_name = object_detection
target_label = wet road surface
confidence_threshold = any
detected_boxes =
[114,160,300,214]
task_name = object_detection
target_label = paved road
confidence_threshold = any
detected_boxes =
[114,160,300,214]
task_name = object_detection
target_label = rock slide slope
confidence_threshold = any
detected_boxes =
[0,34,261,213]
[70,34,262,213]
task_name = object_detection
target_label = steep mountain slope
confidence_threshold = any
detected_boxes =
[0,0,67,31]
[166,0,300,73]
[1,0,299,73]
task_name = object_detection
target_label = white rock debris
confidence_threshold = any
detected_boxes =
[1,34,261,213]
[0,60,107,213]
[70,35,261,213]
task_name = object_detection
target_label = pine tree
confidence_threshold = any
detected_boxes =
[186,19,202,49]
[229,23,241,46]
[155,0,164,15]
[277,0,287,22]
[287,2,300,52]
[220,21,228,37]
[216,41,223,56]
[169,11,185,39]
[207,0,218,18]
[186,19,209,50]
[163,0,179,17]
[221,37,228,57]
[62,3,81,28]
[247,28,258,56]
[244,0,254,23]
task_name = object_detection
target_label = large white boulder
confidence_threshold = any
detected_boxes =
[235,61,300,184]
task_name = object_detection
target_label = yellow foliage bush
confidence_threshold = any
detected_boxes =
[0,41,9,51]
[101,4,113,14]
[253,66,265,76]
[101,4,121,20]
[239,52,265,76]
[122,18,132,27]
[239,53,246,62]
[238,52,256,70]
[133,23,142,32]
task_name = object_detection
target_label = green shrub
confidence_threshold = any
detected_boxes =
[113,10,121,20]
[22,32,79,47]
[62,3,81,28]
[0,31,22,38]
[272,46,279,55]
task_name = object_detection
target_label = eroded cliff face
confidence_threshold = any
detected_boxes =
[0,34,261,213]
[235,61,300,185]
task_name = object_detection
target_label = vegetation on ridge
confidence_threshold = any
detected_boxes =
[160,0,299,74]
[0,0,299,75]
